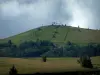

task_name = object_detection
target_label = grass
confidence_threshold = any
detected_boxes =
[0,56,100,75]
[0,25,100,45]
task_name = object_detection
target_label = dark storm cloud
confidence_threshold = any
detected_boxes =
[0,0,100,38]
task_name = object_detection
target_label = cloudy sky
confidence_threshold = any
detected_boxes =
[0,0,100,38]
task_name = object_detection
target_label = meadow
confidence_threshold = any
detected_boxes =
[0,56,100,75]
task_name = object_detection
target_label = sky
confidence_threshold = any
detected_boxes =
[0,0,100,38]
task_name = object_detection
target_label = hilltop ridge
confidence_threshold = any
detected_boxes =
[0,25,100,45]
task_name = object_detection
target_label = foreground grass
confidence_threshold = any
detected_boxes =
[0,56,100,75]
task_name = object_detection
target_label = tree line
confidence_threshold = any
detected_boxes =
[0,40,100,57]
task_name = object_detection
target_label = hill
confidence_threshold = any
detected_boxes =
[0,25,100,45]
[0,25,100,57]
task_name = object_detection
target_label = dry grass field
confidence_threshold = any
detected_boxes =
[0,56,100,75]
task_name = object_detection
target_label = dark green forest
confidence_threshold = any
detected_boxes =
[0,40,100,57]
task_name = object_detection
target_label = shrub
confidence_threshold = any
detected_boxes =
[54,31,58,34]
[67,41,72,45]
[42,56,47,62]
[37,28,42,31]
[78,26,81,32]
[52,34,56,38]
[79,55,93,68]
[8,40,12,47]
[9,65,17,75]
[77,59,80,64]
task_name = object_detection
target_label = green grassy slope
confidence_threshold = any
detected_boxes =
[0,25,100,45]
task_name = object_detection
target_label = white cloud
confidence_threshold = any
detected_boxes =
[64,0,92,28]
[0,0,100,38]
[1,0,20,17]
[1,0,50,19]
